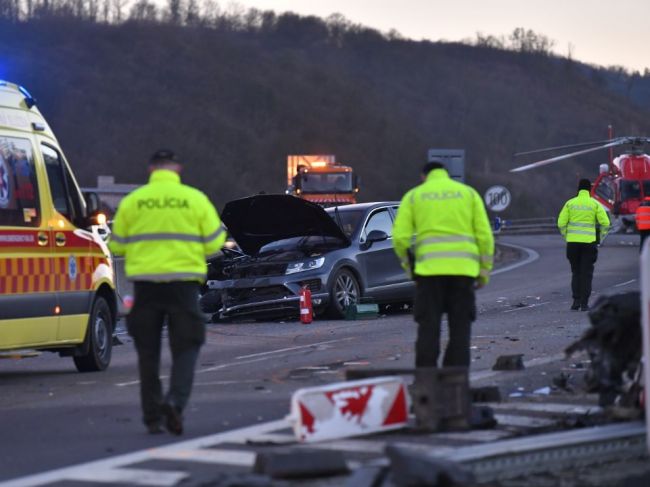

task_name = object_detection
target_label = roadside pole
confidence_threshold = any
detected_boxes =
[642,238,650,454]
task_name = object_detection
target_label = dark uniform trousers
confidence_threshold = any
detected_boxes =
[640,230,650,252]
[566,242,598,307]
[127,281,205,426]
[413,275,476,367]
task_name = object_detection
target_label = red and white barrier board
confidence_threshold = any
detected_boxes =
[642,239,650,454]
[288,377,410,443]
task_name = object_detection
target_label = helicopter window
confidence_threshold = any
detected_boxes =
[643,181,650,197]
[620,180,641,200]
[594,178,615,203]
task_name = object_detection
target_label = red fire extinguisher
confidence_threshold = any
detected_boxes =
[299,286,313,324]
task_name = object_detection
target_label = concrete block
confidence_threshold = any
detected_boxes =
[492,354,524,371]
[343,466,388,487]
[470,386,501,403]
[385,444,475,487]
[253,448,349,479]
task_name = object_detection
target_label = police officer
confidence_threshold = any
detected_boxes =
[392,161,494,368]
[557,179,609,311]
[109,150,226,435]
[635,196,650,251]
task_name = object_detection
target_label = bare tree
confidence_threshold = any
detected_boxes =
[508,27,555,55]
[129,0,157,22]
[111,0,127,22]
[166,0,183,24]
[185,0,199,25]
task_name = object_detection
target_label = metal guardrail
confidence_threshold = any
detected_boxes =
[496,217,557,235]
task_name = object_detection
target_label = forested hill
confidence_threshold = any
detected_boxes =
[1,7,650,217]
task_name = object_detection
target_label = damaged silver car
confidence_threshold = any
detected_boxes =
[201,195,413,321]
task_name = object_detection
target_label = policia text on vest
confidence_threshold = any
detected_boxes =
[109,151,226,435]
[557,180,610,311]
[392,164,494,368]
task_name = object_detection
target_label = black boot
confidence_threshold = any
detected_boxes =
[570,299,580,311]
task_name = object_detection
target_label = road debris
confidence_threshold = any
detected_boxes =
[253,448,349,479]
[288,376,410,442]
[566,292,642,407]
[493,354,525,370]
[552,372,574,392]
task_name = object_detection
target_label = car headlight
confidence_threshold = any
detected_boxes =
[285,257,325,275]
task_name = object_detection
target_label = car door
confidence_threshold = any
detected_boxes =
[357,207,409,300]
[41,142,93,343]
[0,134,58,348]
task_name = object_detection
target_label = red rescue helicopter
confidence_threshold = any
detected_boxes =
[511,131,650,232]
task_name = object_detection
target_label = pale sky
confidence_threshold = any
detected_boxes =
[230,0,648,73]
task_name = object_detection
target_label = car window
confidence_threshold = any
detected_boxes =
[42,144,85,226]
[360,209,392,242]
[326,208,364,238]
[0,136,40,227]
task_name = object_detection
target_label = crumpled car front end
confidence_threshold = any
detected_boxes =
[201,195,350,321]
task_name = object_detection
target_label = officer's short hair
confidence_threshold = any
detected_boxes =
[577,178,591,192]
[149,149,181,166]
[421,160,445,176]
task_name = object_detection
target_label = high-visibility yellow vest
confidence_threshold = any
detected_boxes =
[557,190,610,243]
[636,200,650,230]
[109,169,226,282]
[392,169,495,283]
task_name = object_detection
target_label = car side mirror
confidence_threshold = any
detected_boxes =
[361,229,389,250]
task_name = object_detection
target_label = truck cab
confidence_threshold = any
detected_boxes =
[287,154,359,205]
[0,80,117,371]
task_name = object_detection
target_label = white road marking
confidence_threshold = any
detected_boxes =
[65,468,188,486]
[470,353,565,382]
[503,301,551,313]
[491,243,540,276]
[235,337,355,360]
[193,379,259,386]
[489,402,602,415]
[0,419,288,487]
[151,448,256,466]
[614,279,636,287]
[116,338,356,386]
[494,414,557,428]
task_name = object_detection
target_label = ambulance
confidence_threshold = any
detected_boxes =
[0,80,117,371]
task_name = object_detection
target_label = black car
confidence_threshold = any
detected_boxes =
[201,194,414,320]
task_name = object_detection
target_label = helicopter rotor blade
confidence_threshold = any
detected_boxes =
[514,139,617,157]
[510,140,626,173]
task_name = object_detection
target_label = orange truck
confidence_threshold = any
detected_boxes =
[286,155,359,205]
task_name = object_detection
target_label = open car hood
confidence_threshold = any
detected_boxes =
[221,194,350,255]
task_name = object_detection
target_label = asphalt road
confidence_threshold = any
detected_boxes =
[0,233,641,483]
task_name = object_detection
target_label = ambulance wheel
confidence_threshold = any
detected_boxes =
[327,268,360,319]
[74,297,113,372]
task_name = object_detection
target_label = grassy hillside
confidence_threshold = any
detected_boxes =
[1,11,649,218]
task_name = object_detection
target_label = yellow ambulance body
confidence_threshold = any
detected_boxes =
[0,80,116,371]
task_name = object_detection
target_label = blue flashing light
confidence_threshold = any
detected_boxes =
[0,80,6,86]
[18,85,36,108]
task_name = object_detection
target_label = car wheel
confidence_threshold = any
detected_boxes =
[327,268,360,318]
[73,296,112,372]
[199,290,222,314]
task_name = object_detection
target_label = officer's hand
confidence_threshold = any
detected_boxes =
[474,279,485,290]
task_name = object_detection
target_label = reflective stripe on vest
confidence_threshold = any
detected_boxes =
[113,225,225,244]
[417,251,480,263]
[128,272,207,281]
[637,206,650,230]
